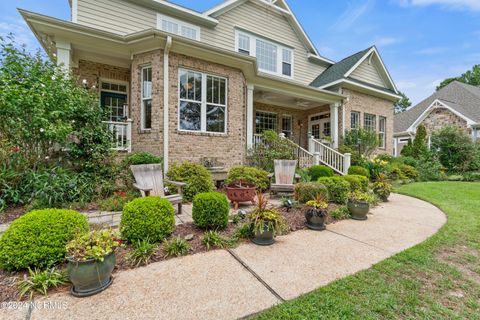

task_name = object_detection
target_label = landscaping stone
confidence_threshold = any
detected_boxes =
[185,234,194,241]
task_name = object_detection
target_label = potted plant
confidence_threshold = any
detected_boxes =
[305,194,328,231]
[66,229,121,297]
[248,192,286,246]
[372,173,393,202]
[347,191,372,220]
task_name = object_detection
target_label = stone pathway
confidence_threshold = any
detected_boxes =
[1,194,446,320]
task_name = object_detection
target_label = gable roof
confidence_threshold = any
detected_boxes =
[310,46,399,96]
[204,0,334,65]
[394,81,480,133]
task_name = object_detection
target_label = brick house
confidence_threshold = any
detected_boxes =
[20,0,401,174]
[394,81,480,156]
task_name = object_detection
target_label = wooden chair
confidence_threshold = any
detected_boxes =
[130,164,186,215]
[268,160,300,196]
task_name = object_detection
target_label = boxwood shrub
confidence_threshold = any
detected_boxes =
[225,166,269,191]
[0,209,89,271]
[192,192,230,229]
[167,162,214,201]
[309,165,334,181]
[347,165,370,179]
[294,182,329,203]
[343,175,369,192]
[121,197,175,243]
[124,152,163,166]
[318,177,350,204]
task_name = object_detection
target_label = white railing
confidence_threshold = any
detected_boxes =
[309,137,350,175]
[297,146,313,169]
[103,119,132,152]
[254,134,264,147]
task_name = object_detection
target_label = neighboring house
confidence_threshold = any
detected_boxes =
[21,0,401,174]
[394,81,480,156]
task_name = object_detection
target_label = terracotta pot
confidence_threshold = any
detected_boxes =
[305,208,327,231]
[347,200,370,220]
[225,182,256,210]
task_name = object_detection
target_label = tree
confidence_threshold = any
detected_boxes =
[343,129,379,158]
[437,64,480,91]
[394,91,412,114]
[400,140,414,157]
[412,124,429,157]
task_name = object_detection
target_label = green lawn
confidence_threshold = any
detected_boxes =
[253,182,480,319]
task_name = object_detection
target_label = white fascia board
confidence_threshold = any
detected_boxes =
[204,0,248,16]
[319,78,402,100]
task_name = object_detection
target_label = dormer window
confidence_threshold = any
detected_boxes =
[157,14,200,41]
[235,30,294,78]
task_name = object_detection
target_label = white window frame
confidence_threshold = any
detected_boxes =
[351,111,360,130]
[379,116,386,149]
[177,68,228,134]
[157,14,201,41]
[364,113,376,132]
[99,78,129,120]
[282,114,293,138]
[235,29,294,78]
[141,66,152,130]
[399,138,411,143]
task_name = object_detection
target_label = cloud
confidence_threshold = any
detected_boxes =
[396,0,480,11]
[331,0,375,31]
[0,18,38,50]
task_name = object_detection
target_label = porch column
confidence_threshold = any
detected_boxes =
[330,103,340,149]
[246,83,254,149]
[55,38,71,71]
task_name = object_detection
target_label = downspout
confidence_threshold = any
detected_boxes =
[163,36,172,174]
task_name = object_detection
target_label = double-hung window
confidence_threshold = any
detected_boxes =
[351,111,360,130]
[236,30,293,78]
[379,116,386,149]
[282,114,293,138]
[141,66,152,130]
[255,111,277,134]
[364,113,376,132]
[158,14,200,41]
[179,69,227,133]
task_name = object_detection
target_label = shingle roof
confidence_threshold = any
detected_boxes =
[394,81,480,133]
[310,47,372,88]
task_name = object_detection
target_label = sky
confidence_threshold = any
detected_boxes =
[1,0,480,105]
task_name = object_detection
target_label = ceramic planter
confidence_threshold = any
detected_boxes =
[225,182,256,210]
[347,200,370,220]
[251,225,275,246]
[67,252,115,297]
[305,208,327,231]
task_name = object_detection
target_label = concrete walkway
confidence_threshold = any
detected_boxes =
[2,194,446,320]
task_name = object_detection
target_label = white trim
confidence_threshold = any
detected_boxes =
[319,78,402,100]
[99,78,130,120]
[163,36,172,173]
[308,111,331,137]
[149,0,218,26]
[140,65,153,131]
[343,47,398,93]
[378,116,386,149]
[71,0,78,23]
[407,99,476,132]
[157,13,201,41]
[246,83,254,148]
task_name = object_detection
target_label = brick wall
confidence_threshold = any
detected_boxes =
[73,60,130,88]
[422,108,469,134]
[342,88,394,155]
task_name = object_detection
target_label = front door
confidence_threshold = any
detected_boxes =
[309,113,331,140]
[101,92,128,122]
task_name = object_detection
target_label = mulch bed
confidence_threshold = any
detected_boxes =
[0,202,346,302]
[0,206,26,224]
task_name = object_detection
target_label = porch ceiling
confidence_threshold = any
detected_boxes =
[253,89,329,110]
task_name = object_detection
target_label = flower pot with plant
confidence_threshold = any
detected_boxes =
[248,192,287,246]
[372,173,393,202]
[305,194,328,231]
[66,229,121,297]
[347,191,372,220]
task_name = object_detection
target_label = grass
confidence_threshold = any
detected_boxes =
[253,182,480,319]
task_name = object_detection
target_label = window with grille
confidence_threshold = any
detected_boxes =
[141,66,152,130]
[256,112,277,134]
[364,113,376,131]
[158,14,200,41]
[256,39,277,73]
[379,116,386,148]
[351,111,360,130]
[282,115,293,138]
[237,33,250,55]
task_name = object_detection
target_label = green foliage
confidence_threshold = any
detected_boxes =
[126,238,158,267]
[232,224,254,241]
[121,197,175,243]
[338,145,362,166]
[394,92,412,114]
[431,126,478,172]
[415,154,447,182]
[343,129,379,157]
[0,209,88,271]
[330,206,351,220]
[318,177,350,204]
[0,37,116,211]
[348,191,376,204]
[447,175,464,181]
[164,237,190,257]
[98,191,136,212]
[412,125,429,158]
[309,165,334,180]
[248,193,288,236]
[347,166,370,178]
[202,231,229,250]
[124,152,163,166]
[372,174,393,201]
[306,194,328,210]
[399,164,418,180]
[225,166,269,191]
[295,168,312,183]
[248,130,297,172]
[66,229,120,262]
[294,182,329,204]
[463,172,480,182]
[437,65,480,90]
[342,175,369,192]
[192,192,230,230]
[400,139,414,157]
[166,161,214,201]
[17,268,68,299]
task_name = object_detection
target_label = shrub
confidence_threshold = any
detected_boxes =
[164,237,190,257]
[347,166,370,178]
[166,162,214,201]
[399,164,418,180]
[294,182,329,203]
[318,177,350,204]
[192,192,230,230]
[18,268,68,299]
[343,175,369,192]
[98,191,136,211]
[124,152,163,166]
[0,209,89,271]
[463,172,480,182]
[338,145,362,166]
[386,164,406,181]
[225,166,269,191]
[416,154,446,182]
[330,206,351,220]
[121,197,175,243]
[309,165,334,180]
[343,129,379,157]
[126,238,158,267]
[432,126,478,172]
[247,130,296,172]
[412,125,429,158]
[447,175,464,181]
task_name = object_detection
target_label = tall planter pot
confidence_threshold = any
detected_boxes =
[251,224,275,246]
[67,252,116,297]
[305,208,327,231]
[347,200,370,221]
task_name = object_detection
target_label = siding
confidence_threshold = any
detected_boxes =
[201,1,326,84]
[350,58,387,88]
[77,0,156,35]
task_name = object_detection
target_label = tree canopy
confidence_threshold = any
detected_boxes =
[437,65,480,91]
[394,91,412,114]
